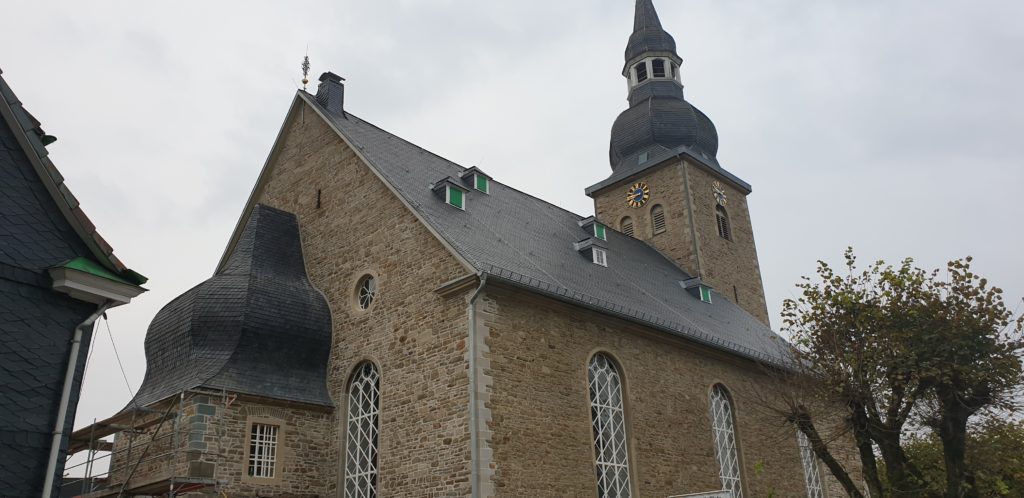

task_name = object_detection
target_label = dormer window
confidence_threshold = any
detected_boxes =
[447,186,465,209]
[652,59,666,78]
[682,278,714,304]
[459,166,491,195]
[593,223,607,241]
[432,177,468,210]
[474,174,489,193]
[574,237,608,268]
[634,62,648,83]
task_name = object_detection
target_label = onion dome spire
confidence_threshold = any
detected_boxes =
[608,0,720,170]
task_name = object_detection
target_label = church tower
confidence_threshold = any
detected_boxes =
[587,0,770,325]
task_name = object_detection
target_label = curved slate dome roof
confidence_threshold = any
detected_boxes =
[609,82,719,169]
[128,204,332,408]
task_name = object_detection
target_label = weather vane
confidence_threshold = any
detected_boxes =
[301,52,311,91]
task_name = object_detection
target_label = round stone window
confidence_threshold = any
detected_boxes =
[356,275,376,310]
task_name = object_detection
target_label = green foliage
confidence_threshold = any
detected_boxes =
[888,419,1024,497]
[781,248,1023,497]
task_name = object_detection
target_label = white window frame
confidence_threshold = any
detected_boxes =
[344,363,381,498]
[445,185,466,210]
[798,431,826,498]
[248,423,279,479]
[588,354,632,498]
[592,248,608,267]
[710,385,743,498]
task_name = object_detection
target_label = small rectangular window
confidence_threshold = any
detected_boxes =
[248,423,279,478]
[592,248,608,267]
[638,151,649,163]
[700,286,712,304]
[593,223,607,240]
[652,59,666,78]
[635,62,648,83]
[475,174,489,194]
[447,186,465,210]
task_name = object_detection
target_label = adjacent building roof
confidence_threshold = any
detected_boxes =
[129,204,332,409]
[0,67,145,286]
[286,90,789,365]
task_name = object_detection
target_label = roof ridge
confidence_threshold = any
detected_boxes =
[337,108,590,221]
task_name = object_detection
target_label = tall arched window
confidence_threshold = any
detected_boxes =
[651,205,666,234]
[797,431,825,498]
[344,363,380,498]
[620,217,634,238]
[710,384,743,498]
[588,354,632,498]
[715,205,732,241]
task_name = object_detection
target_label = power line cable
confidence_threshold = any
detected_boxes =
[103,314,137,404]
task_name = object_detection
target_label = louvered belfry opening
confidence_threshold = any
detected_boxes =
[621,217,635,238]
[715,205,731,241]
[651,205,666,234]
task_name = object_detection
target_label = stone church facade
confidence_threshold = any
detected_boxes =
[84,1,854,497]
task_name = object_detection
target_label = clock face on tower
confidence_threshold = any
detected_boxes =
[625,182,650,208]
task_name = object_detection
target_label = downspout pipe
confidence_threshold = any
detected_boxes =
[41,300,114,498]
[467,273,488,498]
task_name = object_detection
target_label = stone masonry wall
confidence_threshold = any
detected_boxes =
[253,100,474,497]
[482,284,850,497]
[592,160,770,326]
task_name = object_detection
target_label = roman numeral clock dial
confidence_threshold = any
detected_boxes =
[625,182,650,208]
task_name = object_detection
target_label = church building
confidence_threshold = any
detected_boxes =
[77,1,846,497]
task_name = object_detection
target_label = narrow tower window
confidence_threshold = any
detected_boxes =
[344,363,380,498]
[588,354,632,498]
[710,385,744,498]
[716,205,732,241]
[620,217,634,238]
[651,205,666,234]
[670,62,676,79]
[652,59,666,78]
[798,431,825,498]
[634,62,647,83]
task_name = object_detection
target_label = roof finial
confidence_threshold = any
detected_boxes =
[301,50,311,91]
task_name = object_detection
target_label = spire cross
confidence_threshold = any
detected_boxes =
[301,53,311,91]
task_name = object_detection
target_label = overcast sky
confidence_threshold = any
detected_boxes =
[3,0,1023,476]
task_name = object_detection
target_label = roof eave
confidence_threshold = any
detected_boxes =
[585,146,752,197]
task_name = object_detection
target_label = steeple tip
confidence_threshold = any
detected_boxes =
[633,0,664,32]
[624,0,678,71]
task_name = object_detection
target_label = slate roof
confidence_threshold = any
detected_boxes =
[299,91,790,365]
[0,67,145,285]
[128,204,332,409]
[624,0,678,72]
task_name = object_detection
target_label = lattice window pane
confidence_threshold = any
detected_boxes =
[588,354,632,498]
[248,423,279,478]
[798,431,825,498]
[710,385,743,498]
[345,363,381,498]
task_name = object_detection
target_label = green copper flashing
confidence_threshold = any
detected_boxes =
[58,257,146,286]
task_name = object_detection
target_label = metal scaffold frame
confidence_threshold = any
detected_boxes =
[62,389,232,497]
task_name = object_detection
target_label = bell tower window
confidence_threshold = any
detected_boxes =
[716,205,732,241]
[652,59,666,78]
[634,62,648,83]
[620,217,634,238]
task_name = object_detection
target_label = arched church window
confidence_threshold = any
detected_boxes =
[651,205,666,234]
[710,384,744,498]
[797,431,825,498]
[652,59,666,78]
[588,354,632,498]
[357,275,376,310]
[715,205,731,241]
[620,217,634,238]
[634,62,647,83]
[344,363,380,498]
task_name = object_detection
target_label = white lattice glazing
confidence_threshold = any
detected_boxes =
[588,354,632,498]
[710,385,743,498]
[798,431,825,498]
[358,276,376,310]
[345,363,380,498]
[248,423,278,478]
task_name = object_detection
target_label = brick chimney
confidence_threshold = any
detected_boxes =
[315,71,345,114]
